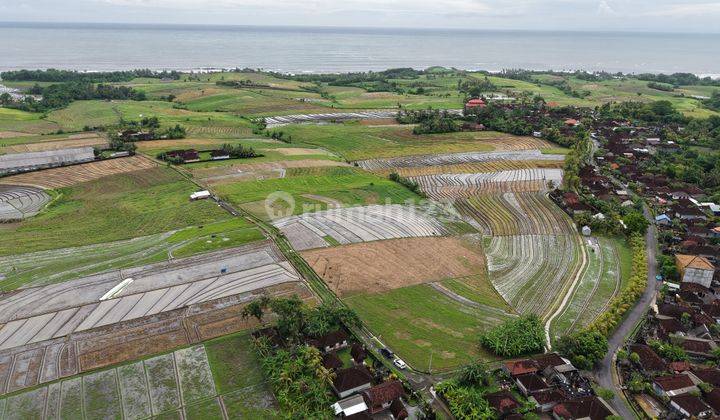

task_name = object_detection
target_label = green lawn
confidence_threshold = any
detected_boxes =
[0,167,229,256]
[345,284,512,371]
[283,123,508,161]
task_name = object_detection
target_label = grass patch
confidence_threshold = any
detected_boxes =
[345,284,510,371]
[205,333,266,394]
[441,275,511,309]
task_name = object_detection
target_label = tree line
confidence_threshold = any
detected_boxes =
[0,68,181,83]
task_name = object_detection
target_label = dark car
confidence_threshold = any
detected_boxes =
[380,348,394,359]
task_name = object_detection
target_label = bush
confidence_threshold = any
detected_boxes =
[555,330,608,370]
[479,315,544,357]
[585,234,646,336]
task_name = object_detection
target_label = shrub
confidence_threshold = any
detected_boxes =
[555,330,608,370]
[479,315,544,357]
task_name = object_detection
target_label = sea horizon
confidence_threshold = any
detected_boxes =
[2,21,720,76]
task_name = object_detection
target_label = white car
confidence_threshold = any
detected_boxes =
[393,358,407,370]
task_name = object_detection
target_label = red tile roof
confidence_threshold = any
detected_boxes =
[654,374,695,391]
[504,359,539,376]
[628,344,666,372]
[553,396,614,420]
[692,368,720,387]
[486,391,520,414]
[333,366,372,393]
[670,394,712,416]
[361,380,404,408]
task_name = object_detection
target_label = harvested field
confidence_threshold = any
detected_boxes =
[373,159,564,178]
[0,134,107,154]
[302,236,486,296]
[274,204,449,251]
[409,169,564,199]
[485,234,583,317]
[0,131,31,139]
[0,185,50,222]
[0,156,157,189]
[456,192,576,236]
[0,242,297,351]
[192,159,349,184]
[273,147,335,156]
[264,111,400,127]
[356,149,565,171]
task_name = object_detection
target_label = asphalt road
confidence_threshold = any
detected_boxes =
[595,205,660,419]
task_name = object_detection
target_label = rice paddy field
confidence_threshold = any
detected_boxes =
[0,166,232,256]
[214,166,422,220]
[283,123,559,161]
[0,334,277,420]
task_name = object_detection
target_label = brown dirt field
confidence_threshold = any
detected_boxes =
[135,138,227,151]
[0,156,157,189]
[301,237,487,297]
[0,131,32,139]
[0,136,108,153]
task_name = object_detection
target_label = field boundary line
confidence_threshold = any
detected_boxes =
[544,234,588,350]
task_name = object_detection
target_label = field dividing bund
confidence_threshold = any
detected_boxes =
[0,340,275,420]
[0,243,314,396]
[274,204,450,251]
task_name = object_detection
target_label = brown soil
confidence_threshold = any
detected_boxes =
[0,136,108,153]
[301,237,486,297]
[0,156,157,189]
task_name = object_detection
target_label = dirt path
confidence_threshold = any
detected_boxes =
[544,234,589,350]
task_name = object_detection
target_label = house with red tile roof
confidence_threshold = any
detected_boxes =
[653,374,699,397]
[552,396,617,420]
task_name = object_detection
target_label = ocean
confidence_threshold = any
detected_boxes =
[1,22,719,75]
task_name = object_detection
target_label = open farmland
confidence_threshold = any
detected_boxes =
[0,185,50,222]
[549,237,631,338]
[191,159,350,185]
[371,159,564,178]
[0,218,264,290]
[0,156,157,189]
[346,283,513,371]
[357,149,565,172]
[409,168,564,199]
[283,123,558,161]
[0,337,277,420]
[301,236,487,296]
[0,133,108,154]
[0,242,312,395]
[214,166,421,220]
[456,192,575,236]
[274,204,450,251]
[485,234,583,317]
[0,166,230,255]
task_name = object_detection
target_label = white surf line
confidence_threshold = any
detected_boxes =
[544,235,589,350]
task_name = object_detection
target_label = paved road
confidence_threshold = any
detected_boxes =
[595,204,660,419]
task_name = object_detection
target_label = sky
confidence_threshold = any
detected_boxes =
[2,0,720,33]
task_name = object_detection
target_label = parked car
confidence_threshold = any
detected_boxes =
[380,348,394,359]
[393,358,407,370]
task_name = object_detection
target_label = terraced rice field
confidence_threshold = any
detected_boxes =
[0,185,50,222]
[274,204,449,251]
[302,236,487,296]
[485,234,583,317]
[456,193,575,236]
[372,159,564,178]
[409,168,563,199]
[192,159,349,185]
[0,156,157,189]
[550,237,625,338]
[356,149,565,171]
[264,110,401,127]
[0,342,275,420]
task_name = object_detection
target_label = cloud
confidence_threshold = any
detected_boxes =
[642,2,720,17]
[597,0,616,15]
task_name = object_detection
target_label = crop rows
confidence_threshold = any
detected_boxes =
[0,185,50,221]
[456,192,576,236]
[485,234,582,317]
[274,204,449,251]
[373,159,564,178]
[551,238,622,337]
[409,169,563,200]
[0,345,219,419]
[356,149,565,171]
[0,156,157,189]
